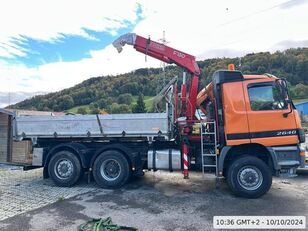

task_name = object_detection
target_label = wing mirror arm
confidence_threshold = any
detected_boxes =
[283,99,292,118]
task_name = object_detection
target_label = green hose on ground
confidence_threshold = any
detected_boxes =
[79,217,138,231]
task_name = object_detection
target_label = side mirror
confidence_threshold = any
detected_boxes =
[276,79,288,98]
[283,99,293,118]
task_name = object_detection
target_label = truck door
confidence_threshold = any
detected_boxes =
[243,79,298,146]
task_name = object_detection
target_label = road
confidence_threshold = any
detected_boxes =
[0,170,307,231]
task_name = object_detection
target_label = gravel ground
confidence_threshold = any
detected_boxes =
[0,169,307,231]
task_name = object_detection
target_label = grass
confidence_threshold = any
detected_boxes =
[144,97,155,112]
[57,196,65,202]
[132,96,154,112]
[68,105,90,114]
[293,98,308,104]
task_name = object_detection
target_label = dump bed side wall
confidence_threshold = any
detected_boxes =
[14,113,169,139]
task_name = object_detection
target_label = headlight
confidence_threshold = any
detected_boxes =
[300,143,306,151]
[298,128,306,143]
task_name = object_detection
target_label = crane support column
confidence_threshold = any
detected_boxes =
[182,143,189,179]
[180,72,187,117]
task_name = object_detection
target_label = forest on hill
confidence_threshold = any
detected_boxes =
[11,47,308,114]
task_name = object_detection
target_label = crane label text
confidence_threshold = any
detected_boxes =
[173,51,186,58]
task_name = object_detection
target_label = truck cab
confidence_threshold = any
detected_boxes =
[196,70,305,197]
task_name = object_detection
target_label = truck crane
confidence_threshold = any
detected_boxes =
[4,33,305,198]
[112,33,306,197]
[113,33,202,179]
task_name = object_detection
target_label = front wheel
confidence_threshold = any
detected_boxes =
[227,156,272,198]
[92,150,131,188]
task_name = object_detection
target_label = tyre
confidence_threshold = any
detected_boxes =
[227,156,272,198]
[92,150,130,188]
[48,150,82,187]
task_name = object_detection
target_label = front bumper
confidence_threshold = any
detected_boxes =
[272,146,304,168]
[268,145,304,176]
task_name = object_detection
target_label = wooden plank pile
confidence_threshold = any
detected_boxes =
[11,141,32,164]
[0,113,9,162]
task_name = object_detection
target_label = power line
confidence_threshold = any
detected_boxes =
[198,1,296,53]
[202,0,295,36]
[156,30,169,94]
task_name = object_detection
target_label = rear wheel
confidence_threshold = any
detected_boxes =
[227,156,272,198]
[93,150,130,188]
[48,150,82,187]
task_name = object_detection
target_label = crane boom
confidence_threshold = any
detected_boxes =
[113,33,201,119]
[113,33,200,75]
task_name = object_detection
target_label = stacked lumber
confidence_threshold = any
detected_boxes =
[0,113,9,162]
[11,141,32,164]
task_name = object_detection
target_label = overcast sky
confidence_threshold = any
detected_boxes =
[1,0,308,96]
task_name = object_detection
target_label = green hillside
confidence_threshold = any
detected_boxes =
[68,96,154,114]
[10,47,308,114]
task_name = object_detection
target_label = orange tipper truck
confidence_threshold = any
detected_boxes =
[8,33,306,198]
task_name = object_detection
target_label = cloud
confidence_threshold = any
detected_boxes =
[0,0,141,58]
[133,0,308,53]
[1,0,308,97]
[197,49,252,60]
[271,40,308,51]
[0,91,47,108]
[0,44,161,92]
[279,0,308,9]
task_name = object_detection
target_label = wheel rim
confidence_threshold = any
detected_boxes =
[54,158,74,180]
[237,166,263,191]
[100,159,121,181]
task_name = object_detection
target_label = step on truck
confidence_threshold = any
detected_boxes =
[9,33,306,198]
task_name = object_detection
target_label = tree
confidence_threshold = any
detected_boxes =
[57,95,74,111]
[89,102,99,111]
[291,83,308,99]
[118,104,131,113]
[117,93,133,105]
[109,103,120,113]
[90,108,100,114]
[119,82,140,95]
[8,48,308,111]
[97,98,108,109]
[77,107,87,115]
[133,93,146,113]
[108,103,132,114]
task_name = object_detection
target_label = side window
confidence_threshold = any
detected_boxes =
[248,84,288,111]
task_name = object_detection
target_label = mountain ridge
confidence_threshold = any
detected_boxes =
[9,47,308,113]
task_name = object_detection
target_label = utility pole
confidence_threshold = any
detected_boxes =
[238,57,242,70]
[156,31,169,94]
[160,31,167,86]
[8,77,11,109]
[8,92,11,109]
